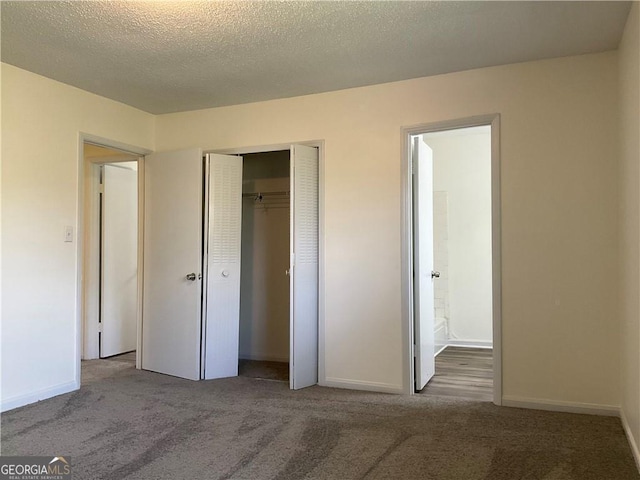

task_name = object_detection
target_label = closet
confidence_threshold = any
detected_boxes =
[141,145,319,390]
[238,151,291,381]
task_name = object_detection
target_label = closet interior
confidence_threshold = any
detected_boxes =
[238,150,291,382]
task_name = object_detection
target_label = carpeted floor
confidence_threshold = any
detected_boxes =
[1,357,638,480]
[239,359,289,383]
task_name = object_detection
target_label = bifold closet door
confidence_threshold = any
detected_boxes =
[413,137,436,391]
[290,144,319,390]
[142,148,204,381]
[203,153,243,380]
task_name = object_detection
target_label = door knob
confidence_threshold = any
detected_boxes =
[431,271,440,278]
[186,273,199,281]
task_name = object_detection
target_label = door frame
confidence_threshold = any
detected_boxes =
[210,140,325,386]
[76,133,151,383]
[400,115,502,404]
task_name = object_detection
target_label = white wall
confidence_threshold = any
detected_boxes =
[155,52,620,406]
[1,64,154,411]
[426,128,492,346]
[618,2,640,464]
[432,191,450,323]
[239,151,290,362]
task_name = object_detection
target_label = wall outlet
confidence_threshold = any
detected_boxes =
[64,225,74,243]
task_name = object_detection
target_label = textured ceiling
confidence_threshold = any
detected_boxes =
[1,1,632,114]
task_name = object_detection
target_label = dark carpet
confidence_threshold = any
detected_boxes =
[1,357,638,479]
[239,359,289,383]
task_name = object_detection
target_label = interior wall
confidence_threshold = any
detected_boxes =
[618,1,640,463]
[1,63,154,411]
[155,51,620,405]
[239,151,290,362]
[432,191,450,324]
[426,128,492,346]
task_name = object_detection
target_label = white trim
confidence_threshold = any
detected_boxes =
[434,345,448,357]
[323,378,404,394]
[135,157,145,370]
[446,340,493,349]
[401,114,502,405]
[502,395,619,417]
[1,381,78,413]
[621,408,640,471]
[239,354,289,363]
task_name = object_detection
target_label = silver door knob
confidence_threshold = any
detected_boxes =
[431,271,441,278]
[186,273,197,281]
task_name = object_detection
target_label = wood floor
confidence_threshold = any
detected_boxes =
[420,346,493,401]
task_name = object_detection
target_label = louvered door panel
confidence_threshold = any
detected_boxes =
[290,145,319,390]
[204,153,243,380]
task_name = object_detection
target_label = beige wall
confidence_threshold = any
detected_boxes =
[619,1,640,462]
[1,64,154,410]
[156,52,620,405]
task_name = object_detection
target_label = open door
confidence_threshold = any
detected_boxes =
[203,153,243,380]
[290,144,319,390]
[142,148,204,380]
[100,162,138,358]
[413,137,436,391]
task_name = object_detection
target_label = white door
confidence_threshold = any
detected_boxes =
[142,148,203,380]
[100,162,138,358]
[413,136,436,391]
[290,144,319,390]
[203,153,243,380]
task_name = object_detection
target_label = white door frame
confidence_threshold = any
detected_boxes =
[210,140,325,387]
[76,134,152,384]
[400,115,502,404]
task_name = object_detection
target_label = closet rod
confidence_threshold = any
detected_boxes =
[242,190,290,198]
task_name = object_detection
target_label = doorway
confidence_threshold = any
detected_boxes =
[418,126,493,401]
[402,115,502,404]
[81,142,144,381]
[238,150,291,383]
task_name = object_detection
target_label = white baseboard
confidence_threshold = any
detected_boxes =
[446,340,493,349]
[322,377,403,394]
[1,380,79,413]
[502,395,619,417]
[239,353,289,363]
[620,408,640,472]
[434,345,448,356]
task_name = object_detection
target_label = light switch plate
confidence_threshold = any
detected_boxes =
[64,225,74,243]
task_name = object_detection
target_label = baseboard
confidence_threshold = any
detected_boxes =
[239,353,289,363]
[1,380,79,413]
[502,395,619,417]
[620,408,640,472]
[446,340,493,349]
[321,377,403,394]
[434,345,448,356]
